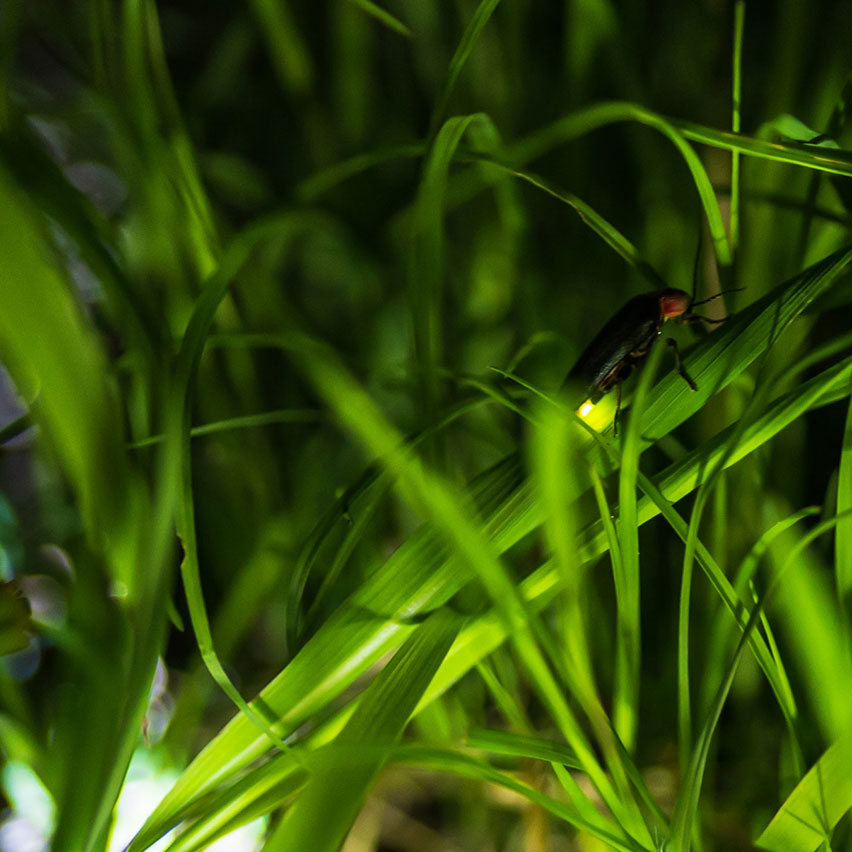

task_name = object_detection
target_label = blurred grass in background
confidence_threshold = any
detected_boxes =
[2,1,852,851]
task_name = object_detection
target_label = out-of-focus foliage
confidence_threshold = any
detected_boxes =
[2,1,852,851]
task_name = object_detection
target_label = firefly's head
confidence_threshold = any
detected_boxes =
[655,288,691,321]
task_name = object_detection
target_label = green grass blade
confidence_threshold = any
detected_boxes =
[0,163,136,588]
[755,729,852,852]
[429,0,502,136]
[280,332,652,842]
[467,159,668,288]
[671,510,852,852]
[770,513,852,743]
[837,398,852,616]
[530,402,596,710]
[668,594,763,852]
[671,118,852,176]
[390,746,643,852]
[615,338,666,752]
[166,218,319,752]
[637,245,852,444]
[467,727,583,769]
[295,143,425,201]
[263,610,460,852]
[247,0,313,95]
[344,0,411,36]
[128,408,320,448]
[699,506,819,753]
[409,114,485,424]
[0,145,176,852]
[503,102,731,265]
[731,0,744,252]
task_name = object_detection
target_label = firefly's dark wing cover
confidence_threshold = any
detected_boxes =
[565,293,662,395]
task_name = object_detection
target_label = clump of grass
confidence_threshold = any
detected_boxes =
[2,2,852,852]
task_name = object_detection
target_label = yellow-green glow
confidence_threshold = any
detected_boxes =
[578,400,594,418]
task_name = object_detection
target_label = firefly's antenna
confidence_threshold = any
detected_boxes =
[690,287,746,308]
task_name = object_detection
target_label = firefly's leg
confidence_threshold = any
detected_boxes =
[684,314,725,326]
[667,338,697,391]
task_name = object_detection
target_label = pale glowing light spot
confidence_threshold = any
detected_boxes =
[578,400,594,418]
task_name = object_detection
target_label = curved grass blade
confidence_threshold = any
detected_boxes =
[263,610,460,852]
[466,159,668,288]
[409,113,487,425]
[164,213,332,761]
[467,727,583,769]
[755,728,852,852]
[295,143,425,201]
[671,118,852,177]
[429,0,502,136]
[390,746,644,852]
[502,102,731,265]
[345,0,411,37]
[128,408,320,448]
[699,506,819,755]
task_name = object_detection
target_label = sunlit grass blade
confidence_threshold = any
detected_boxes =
[769,512,852,742]
[280,331,652,843]
[671,118,852,176]
[755,729,852,852]
[467,727,583,769]
[0,146,175,852]
[530,402,595,713]
[837,399,852,619]
[264,610,460,852]
[615,335,666,752]
[637,244,852,443]
[129,450,526,848]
